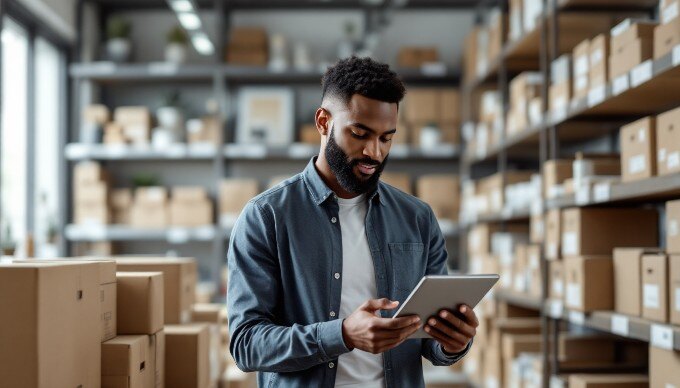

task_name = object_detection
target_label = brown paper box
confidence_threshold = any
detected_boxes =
[169,200,213,227]
[589,33,610,89]
[549,81,571,113]
[440,88,461,122]
[74,161,108,186]
[544,209,562,260]
[568,374,648,388]
[229,27,268,49]
[564,256,613,312]
[148,330,165,388]
[165,324,211,388]
[102,335,149,388]
[608,38,654,81]
[381,172,412,195]
[403,88,439,123]
[75,181,109,205]
[130,204,168,229]
[219,179,259,217]
[173,186,208,202]
[620,116,656,182]
[572,39,591,100]
[226,48,268,66]
[83,104,110,125]
[416,174,459,219]
[549,260,565,300]
[501,334,542,361]
[75,203,111,225]
[135,187,168,205]
[642,253,669,323]
[670,254,680,325]
[654,17,680,59]
[611,21,657,54]
[397,47,439,68]
[543,159,573,199]
[656,106,680,176]
[613,248,661,317]
[116,257,197,324]
[0,262,101,387]
[116,272,165,335]
[468,223,529,255]
[530,213,544,244]
[649,346,680,388]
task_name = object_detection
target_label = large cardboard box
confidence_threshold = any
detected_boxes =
[568,374,648,388]
[654,16,680,59]
[0,262,101,387]
[671,254,680,325]
[620,116,656,182]
[148,330,165,388]
[219,179,259,220]
[102,335,149,388]
[642,253,669,323]
[381,172,412,195]
[656,106,680,176]
[560,207,658,257]
[116,257,197,324]
[610,19,657,54]
[608,38,654,81]
[564,256,613,312]
[116,272,165,335]
[589,33,610,89]
[668,200,680,254]
[649,347,680,388]
[404,88,439,123]
[544,209,562,260]
[166,324,211,388]
[613,248,661,317]
[416,174,459,220]
[191,304,227,378]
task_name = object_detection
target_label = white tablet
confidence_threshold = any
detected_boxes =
[392,274,499,338]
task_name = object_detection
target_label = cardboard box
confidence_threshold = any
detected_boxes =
[129,203,168,229]
[116,257,197,324]
[649,347,680,388]
[169,200,213,227]
[83,104,110,125]
[568,374,648,388]
[620,116,656,182]
[187,116,220,145]
[172,187,208,202]
[299,124,320,144]
[74,161,108,186]
[148,330,165,388]
[654,16,680,59]
[670,254,680,325]
[114,106,152,145]
[398,47,439,68]
[135,187,168,205]
[589,33,610,89]
[502,333,542,361]
[543,159,573,199]
[440,88,461,122]
[656,106,680,176]
[226,48,267,66]
[559,334,616,363]
[0,262,100,387]
[404,88,439,123]
[560,207,658,257]
[104,122,127,145]
[478,171,534,214]
[112,188,133,225]
[530,213,544,244]
[610,19,657,54]
[544,209,562,260]
[642,253,669,323]
[572,39,591,100]
[526,245,542,298]
[75,203,111,225]
[219,179,259,218]
[381,172,412,195]
[468,223,529,255]
[116,272,164,335]
[229,27,268,49]
[613,248,661,317]
[609,38,654,81]
[549,82,571,115]
[165,324,211,388]
[74,181,108,205]
[102,335,149,388]
[564,256,613,312]
[416,174,459,219]
[482,346,502,388]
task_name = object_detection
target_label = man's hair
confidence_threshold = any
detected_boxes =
[321,56,406,105]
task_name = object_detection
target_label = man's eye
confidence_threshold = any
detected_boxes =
[381,137,393,143]
[351,132,368,139]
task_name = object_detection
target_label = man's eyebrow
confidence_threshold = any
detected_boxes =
[349,122,397,135]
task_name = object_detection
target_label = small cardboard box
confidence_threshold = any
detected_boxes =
[568,374,648,388]
[172,187,208,202]
[229,27,267,49]
[101,335,149,388]
[549,81,571,115]
[560,207,658,257]
[530,212,544,244]
[112,188,133,225]
[564,256,613,312]
[116,257,197,324]
[129,203,168,229]
[74,161,108,186]
[649,346,680,388]
[403,88,439,123]
[620,116,656,182]
[165,324,211,388]
[613,248,661,317]
[670,254,680,325]
[219,179,259,219]
[610,19,658,54]
[381,172,412,195]
[526,245,542,298]
[543,159,573,199]
[559,334,616,363]
[135,187,168,205]
[226,48,267,66]
[642,253,669,323]
[544,209,562,260]
[74,181,109,206]
[572,39,591,100]
[397,47,439,68]
[655,16,680,59]
[416,174,459,220]
[656,106,680,176]
[169,200,213,227]
[609,38,654,81]
[82,104,110,125]
[589,33,610,89]
[114,106,153,145]
[468,223,529,255]
[75,203,111,225]
[116,272,164,335]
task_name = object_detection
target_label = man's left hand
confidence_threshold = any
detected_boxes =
[424,304,478,354]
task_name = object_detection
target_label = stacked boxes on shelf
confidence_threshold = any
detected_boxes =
[74,161,111,225]
[400,88,460,147]
[226,27,268,66]
[609,19,657,82]
[506,72,543,136]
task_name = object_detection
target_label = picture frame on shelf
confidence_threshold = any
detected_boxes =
[236,87,294,147]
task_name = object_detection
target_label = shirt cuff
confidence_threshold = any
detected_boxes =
[437,338,473,363]
[317,319,351,361]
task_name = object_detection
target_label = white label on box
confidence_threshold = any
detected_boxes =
[668,152,680,169]
[549,299,563,319]
[611,314,630,336]
[631,60,653,87]
[669,220,679,237]
[663,2,679,24]
[548,243,558,259]
[651,324,674,350]
[638,128,646,142]
[575,56,588,75]
[148,62,179,75]
[420,62,446,76]
[576,186,590,205]
[644,283,661,309]
[629,154,647,174]
[554,279,564,296]
[552,105,567,123]
[611,19,632,37]
[591,49,604,66]
[145,187,165,202]
[587,86,606,107]
[659,148,668,162]
[575,75,588,92]
[676,287,680,311]
[562,232,578,256]
[167,228,190,244]
[569,311,585,325]
[566,283,582,308]
[613,75,629,95]
[673,45,680,66]
[593,182,611,202]
[193,226,215,240]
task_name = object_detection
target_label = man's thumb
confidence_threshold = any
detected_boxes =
[363,298,399,312]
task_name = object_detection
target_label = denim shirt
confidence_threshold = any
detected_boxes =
[227,157,470,388]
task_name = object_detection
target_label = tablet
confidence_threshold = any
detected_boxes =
[392,274,499,338]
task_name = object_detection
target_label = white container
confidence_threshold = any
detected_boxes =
[106,38,131,62]
[165,43,187,64]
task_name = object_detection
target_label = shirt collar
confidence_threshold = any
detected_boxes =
[302,157,385,206]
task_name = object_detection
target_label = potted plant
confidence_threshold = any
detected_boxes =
[166,26,189,64]
[106,17,132,62]
[1,224,16,256]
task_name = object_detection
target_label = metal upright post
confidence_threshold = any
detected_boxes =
[548,0,559,160]
[498,0,509,232]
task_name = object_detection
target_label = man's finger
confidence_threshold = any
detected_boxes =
[363,298,399,312]
[458,304,479,327]
[424,325,468,352]
[427,317,470,345]
[375,315,420,330]
[375,323,420,349]
[437,310,476,338]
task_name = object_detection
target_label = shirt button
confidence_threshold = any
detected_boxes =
[328,362,335,369]
[329,311,336,317]
[331,217,337,223]
[334,273,340,279]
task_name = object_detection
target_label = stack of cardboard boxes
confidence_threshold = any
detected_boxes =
[169,187,214,227]
[549,54,572,119]
[506,72,543,136]
[415,174,460,221]
[226,27,268,66]
[130,187,170,229]
[219,178,260,226]
[609,19,657,82]
[74,161,111,225]
[400,88,460,146]
[655,0,680,59]
[113,106,154,146]
[397,46,440,68]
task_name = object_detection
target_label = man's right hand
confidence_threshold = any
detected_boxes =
[341,298,421,354]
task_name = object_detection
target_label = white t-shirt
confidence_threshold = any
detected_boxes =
[334,194,385,388]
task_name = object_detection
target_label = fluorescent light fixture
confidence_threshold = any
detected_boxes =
[178,12,201,30]
[191,33,214,56]
[170,0,194,12]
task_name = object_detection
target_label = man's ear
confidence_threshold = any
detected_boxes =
[315,107,331,136]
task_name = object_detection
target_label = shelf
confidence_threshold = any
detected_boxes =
[557,0,660,10]
[65,143,217,161]
[546,173,680,209]
[462,207,531,227]
[64,224,219,242]
[545,300,680,351]
[494,289,543,311]
[438,219,459,238]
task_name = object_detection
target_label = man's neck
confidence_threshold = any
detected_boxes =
[314,153,359,200]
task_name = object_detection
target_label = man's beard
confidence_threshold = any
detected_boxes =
[325,126,388,195]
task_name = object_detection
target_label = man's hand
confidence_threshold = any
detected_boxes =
[424,304,478,354]
[341,298,421,354]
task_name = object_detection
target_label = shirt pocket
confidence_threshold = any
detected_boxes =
[389,242,426,295]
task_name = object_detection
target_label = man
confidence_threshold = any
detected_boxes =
[227,56,477,387]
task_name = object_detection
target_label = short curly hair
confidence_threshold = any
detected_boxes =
[321,56,406,105]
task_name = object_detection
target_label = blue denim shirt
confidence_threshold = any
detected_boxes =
[227,157,470,387]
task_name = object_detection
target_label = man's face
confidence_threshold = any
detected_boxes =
[323,94,398,194]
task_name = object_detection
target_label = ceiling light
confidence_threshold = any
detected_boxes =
[178,12,201,30]
[170,0,194,12]
[191,33,214,56]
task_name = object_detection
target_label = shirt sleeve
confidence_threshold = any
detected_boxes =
[419,206,472,366]
[227,201,350,373]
